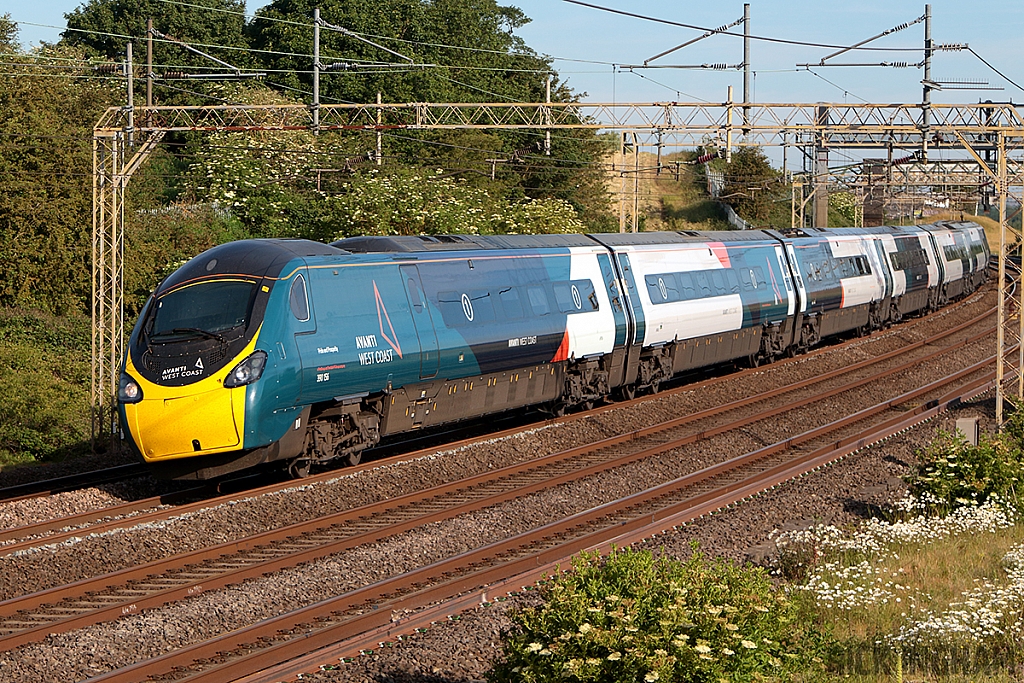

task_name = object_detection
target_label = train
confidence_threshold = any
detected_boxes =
[117,221,990,480]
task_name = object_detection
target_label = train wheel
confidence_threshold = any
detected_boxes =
[617,384,637,401]
[347,451,362,467]
[288,458,312,479]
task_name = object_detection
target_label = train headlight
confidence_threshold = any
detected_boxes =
[118,372,143,404]
[224,350,268,388]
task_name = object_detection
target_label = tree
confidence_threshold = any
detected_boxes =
[715,147,787,227]
[245,0,612,230]
[63,0,252,100]
[0,13,18,51]
[0,38,120,314]
[246,0,549,104]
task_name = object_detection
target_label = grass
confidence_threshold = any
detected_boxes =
[0,307,92,469]
[781,502,1024,682]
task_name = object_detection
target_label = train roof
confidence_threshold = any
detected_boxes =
[332,233,599,253]
[157,239,348,295]
[591,230,777,246]
[333,230,786,254]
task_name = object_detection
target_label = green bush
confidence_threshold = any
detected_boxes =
[488,547,831,683]
[908,411,1024,513]
[0,308,91,467]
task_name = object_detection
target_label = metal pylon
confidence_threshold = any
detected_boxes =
[92,131,124,450]
[91,130,163,450]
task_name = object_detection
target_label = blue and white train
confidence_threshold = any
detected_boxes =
[117,221,989,479]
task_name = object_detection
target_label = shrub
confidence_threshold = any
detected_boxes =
[488,547,830,683]
[0,308,91,466]
[908,421,1024,514]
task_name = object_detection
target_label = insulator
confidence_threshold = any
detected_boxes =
[162,70,187,79]
[93,63,122,74]
[890,62,909,68]
[702,63,728,71]
[695,152,717,164]
[936,43,967,51]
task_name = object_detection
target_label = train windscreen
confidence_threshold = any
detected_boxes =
[149,279,257,340]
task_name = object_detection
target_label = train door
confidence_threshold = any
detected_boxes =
[784,244,807,313]
[773,245,796,318]
[615,252,646,345]
[399,264,439,379]
[290,266,318,401]
[596,253,628,347]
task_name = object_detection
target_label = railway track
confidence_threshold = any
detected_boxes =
[0,463,148,505]
[0,301,998,679]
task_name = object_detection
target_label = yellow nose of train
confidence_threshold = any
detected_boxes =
[122,336,258,461]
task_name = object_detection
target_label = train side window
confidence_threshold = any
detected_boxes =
[554,283,577,312]
[711,270,727,295]
[678,273,696,300]
[568,279,599,311]
[289,274,310,322]
[467,290,495,323]
[645,275,665,302]
[694,272,712,297]
[726,269,740,294]
[499,287,524,319]
[527,286,550,315]
[406,277,424,313]
[753,267,766,288]
[738,269,752,291]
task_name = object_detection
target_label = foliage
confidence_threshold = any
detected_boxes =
[322,168,586,239]
[124,203,250,315]
[246,0,547,105]
[243,0,613,229]
[0,13,17,50]
[0,39,119,315]
[712,147,788,228]
[776,497,1024,679]
[0,308,92,467]
[828,191,858,226]
[63,0,250,67]
[488,547,830,683]
[907,414,1024,514]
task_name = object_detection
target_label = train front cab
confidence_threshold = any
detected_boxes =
[119,239,341,480]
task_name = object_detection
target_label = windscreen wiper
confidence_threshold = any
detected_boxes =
[150,327,226,343]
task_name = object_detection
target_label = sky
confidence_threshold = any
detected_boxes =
[5,0,1023,107]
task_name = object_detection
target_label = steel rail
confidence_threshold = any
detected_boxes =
[0,463,147,505]
[91,359,998,683]
[0,313,997,651]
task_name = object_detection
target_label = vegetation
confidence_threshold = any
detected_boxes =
[488,547,831,683]
[774,408,1024,681]
[0,308,92,468]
